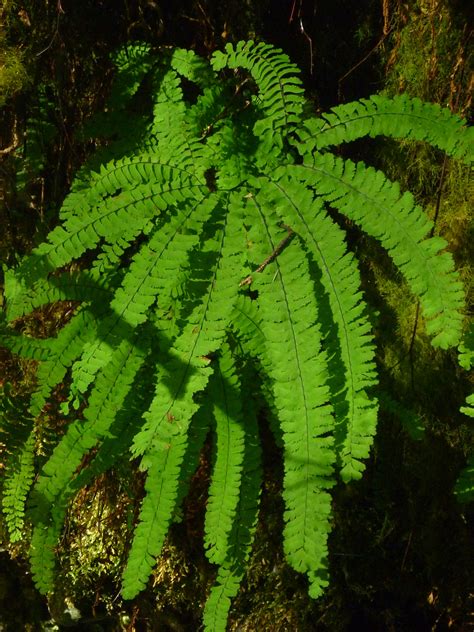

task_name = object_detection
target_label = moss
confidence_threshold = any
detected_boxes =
[382,0,472,115]
[0,46,30,106]
[0,1,31,106]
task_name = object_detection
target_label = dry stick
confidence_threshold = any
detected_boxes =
[400,530,412,571]
[240,226,295,286]
[36,2,63,57]
[337,21,393,102]
[289,0,314,75]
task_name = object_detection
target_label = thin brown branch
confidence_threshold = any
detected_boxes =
[240,226,294,286]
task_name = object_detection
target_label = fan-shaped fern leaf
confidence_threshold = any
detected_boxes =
[0,39,469,629]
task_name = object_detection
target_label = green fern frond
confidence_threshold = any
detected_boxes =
[150,58,214,171]
[245,193,335,597]
[0,306,100,417]
[204,343,246,566]
[295,154,465,348]
[212,40,305,152]
[14,85,57,193]
[187,84,227,138]
[120,351,211,598]
[203,379,261,631]
[108,42,154,111]
[72,350,157,492]
[120,340,214,597]
[1,384,35,542]
[122,196,245,598]
[111,193,217,328]
[28,343,157,593]
[150,67,186,136]
[3,266,114,321]
[230,295,266,360]
[1,330,52,362]
[2,431,35,542]
[30,309,98,417]
[29,516,61,594]
[29,336,146,593]
[14,182,203,286]
[79,42,153,148]
[257,173,378,481]
[130,194,245,458]
[229,298,286,446]
[172,403,213,524]
[60,155,205,227]
[297,94,474,163]
[171,47,216,89]
[30,335,146,517]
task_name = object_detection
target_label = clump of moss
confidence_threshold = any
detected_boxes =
[0,1,31,106]
[383,0,472,115]
[0,45,30,106]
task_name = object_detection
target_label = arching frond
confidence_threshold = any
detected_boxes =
[212,40,305,153]
[297,94,474,163]
[295,154,465,348]
[256,173,378,481]
[122,194,245,598]
[29,336,147,593]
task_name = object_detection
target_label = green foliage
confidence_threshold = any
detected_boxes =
[455,326,474,503]
[0,383,35,542]
[454,455,474,503]
[378,391,426,442]
[0,40,471,630]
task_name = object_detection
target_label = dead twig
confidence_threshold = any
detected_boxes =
[240,225,294,286]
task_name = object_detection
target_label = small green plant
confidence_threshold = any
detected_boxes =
[1,40,472,630]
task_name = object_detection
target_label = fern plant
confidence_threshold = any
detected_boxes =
[0,40,472,630]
